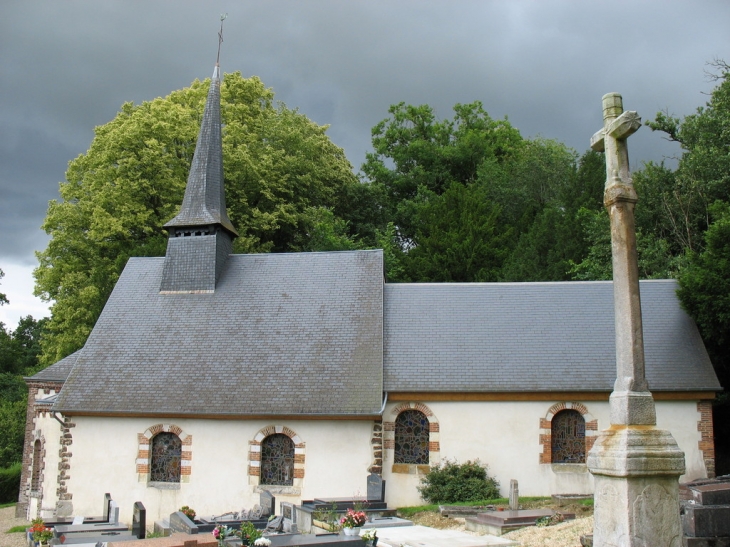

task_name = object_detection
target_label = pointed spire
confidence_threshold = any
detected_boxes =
[164,65,238,237]
[159,27,237,293]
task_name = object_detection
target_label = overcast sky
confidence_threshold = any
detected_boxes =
[1,0,729,328]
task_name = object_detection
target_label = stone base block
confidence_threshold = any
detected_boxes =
[610,391,656,425]
[690,483,730,506]
[684,538,730,547]
[465,509,573,536]
[682,505,730,537]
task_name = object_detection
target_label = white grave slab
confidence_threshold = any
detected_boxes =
[370,525,517,547]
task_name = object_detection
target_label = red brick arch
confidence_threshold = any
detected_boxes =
[539,402,597,464]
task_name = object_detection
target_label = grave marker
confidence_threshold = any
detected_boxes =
[367,473,385,502]
[509,480,519,511]
[132,501,146,539]
[586,92,685,547]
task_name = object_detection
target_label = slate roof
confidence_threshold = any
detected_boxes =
[163,65,237,237]
[383,279,720,393]
[28,350,80,382]
[53,250,384,416]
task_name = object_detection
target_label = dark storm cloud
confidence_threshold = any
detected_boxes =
[1,0,729,321]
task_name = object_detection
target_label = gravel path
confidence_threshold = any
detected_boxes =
[1,506,31,547]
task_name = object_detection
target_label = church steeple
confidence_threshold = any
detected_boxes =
[160,62,238,293]
[164,65,237,238]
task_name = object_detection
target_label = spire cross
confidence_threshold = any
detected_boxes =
[216,14,227,66]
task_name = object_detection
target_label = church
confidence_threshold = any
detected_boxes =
[18,61,721,524]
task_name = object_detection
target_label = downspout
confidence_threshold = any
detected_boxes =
[52,412,65,427]
[379,392,388,415]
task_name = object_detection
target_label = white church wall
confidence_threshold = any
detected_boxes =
[382,398,709,508]
[63,416,373,524]
[30,412,63,519]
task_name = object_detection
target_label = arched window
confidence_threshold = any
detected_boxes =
[551,409,586,463]
[31,440,42,491]
[260,434,295,486]
[150,432,181,482]
[395,409,429,464]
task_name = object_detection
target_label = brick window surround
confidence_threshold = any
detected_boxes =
[248,425,305,495]
[137,424,192,484]
[697,400,716,478]
[384,402,440,474]
[539,402,597,466]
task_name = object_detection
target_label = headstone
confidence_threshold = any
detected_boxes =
[260,490,275,517]
[102,493,111,522]
[586,93,685,547]
[367,473,385,502]
[108,500,119,526]
[132,501,146,539]
[265,515,284,533]
[169,510,198,534]
[280,502,298,534]
[509,480,519,511]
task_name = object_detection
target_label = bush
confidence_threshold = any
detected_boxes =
[417,459,500,504]
[0,462,22,504]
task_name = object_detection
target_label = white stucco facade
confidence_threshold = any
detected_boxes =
[59,417,374,523]
[27,396,711,523]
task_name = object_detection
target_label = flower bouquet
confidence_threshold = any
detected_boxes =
[180,505,196,520]
[212,524,236,547]
[30,519,54,546]
[340,508,367,535]
[240,521,262,546]
[361,529,378,547]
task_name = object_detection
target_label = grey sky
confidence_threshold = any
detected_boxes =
[1,0,729,326]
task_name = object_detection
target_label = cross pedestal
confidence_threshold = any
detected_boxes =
[586,93,685,546]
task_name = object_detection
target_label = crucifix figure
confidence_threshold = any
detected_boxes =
[590,93,653,425]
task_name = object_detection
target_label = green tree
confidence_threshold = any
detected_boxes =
[405,182,511,282]
[0,268,8,306]
[498,147,605,281]
[0,399,26,468]
[293,207,364,252]
[362,101,523,243]
[35,73,360,365]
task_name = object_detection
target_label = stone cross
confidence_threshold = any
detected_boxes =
[590,93,653,425]
[587,93,685,547]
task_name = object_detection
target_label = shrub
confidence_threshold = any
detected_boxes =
[417,459,500,504]
[0,463,21,504]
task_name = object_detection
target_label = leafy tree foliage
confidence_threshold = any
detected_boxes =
[418,459,500,504]
[362,102,604,283]
[35,73,360,364]
[0,268,8,306]
[0,315,46,469]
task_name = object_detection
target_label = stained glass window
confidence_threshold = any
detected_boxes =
[261,434,295,486]
[395,410,429,464]
[150,432,182,482]
[551,410,586,463]
[31,440,41,491]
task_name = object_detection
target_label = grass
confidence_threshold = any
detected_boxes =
[6,525,27,534]
[0,502,16,509]
[397,496,551,517]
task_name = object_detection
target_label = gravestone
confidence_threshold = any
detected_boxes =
[260,490,276,517]
[586,92,685,547]
[132,501,146,539]
[366,473,385,502]
[509,480,519,511]
[682,479,730,545]
[281,502,298,533]
[108,500,119,525]
[169,510,199,534]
